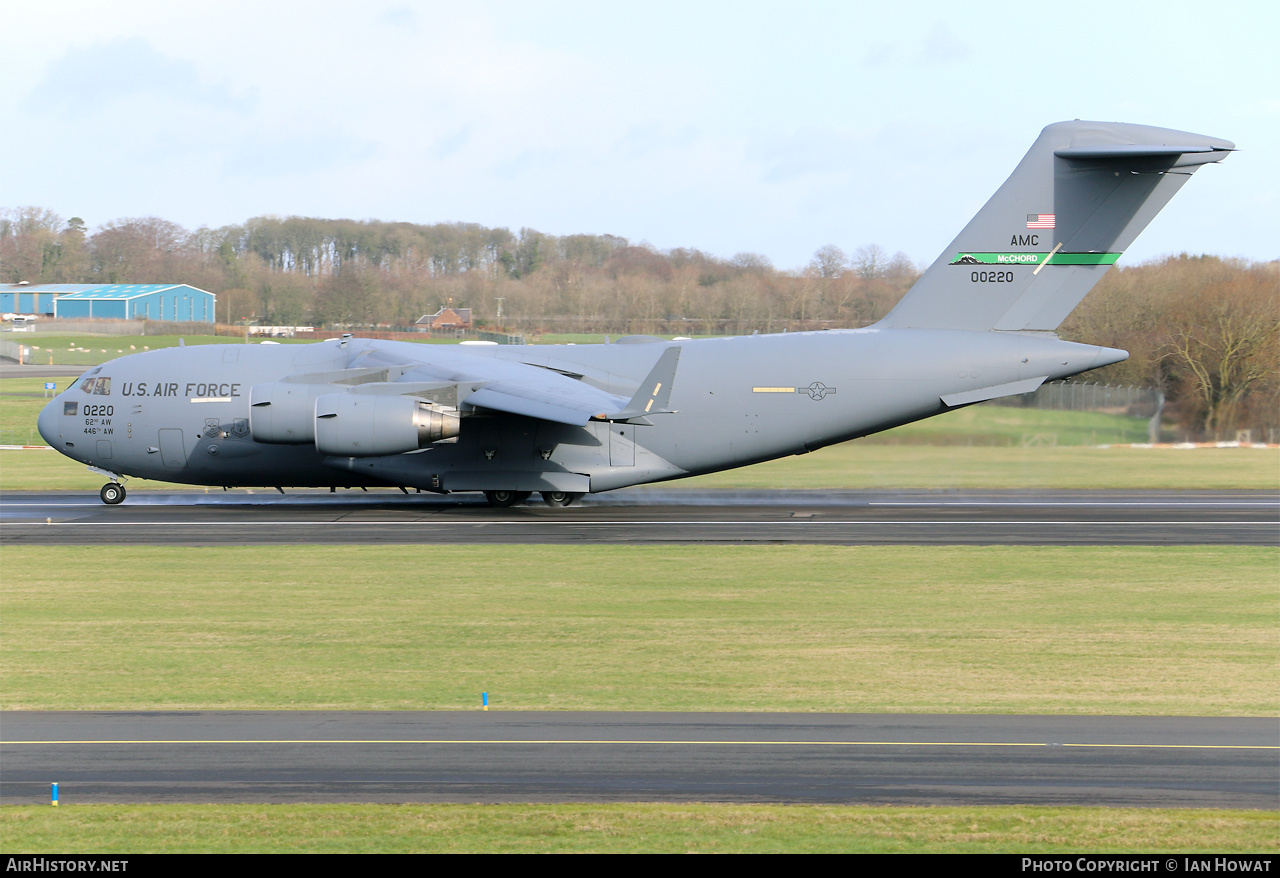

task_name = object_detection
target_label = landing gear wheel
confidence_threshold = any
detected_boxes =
[541,491,583,507]
[484,490,529,507]
[100,483,126,505]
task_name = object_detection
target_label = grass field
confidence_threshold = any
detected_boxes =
[533,333,722,345]
[4,442,1275,493]
[6,333,484,368]
[3,545,1274,715]
[10,334,273,368]
[3,804,1275,853]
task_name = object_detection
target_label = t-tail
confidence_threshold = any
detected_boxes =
[880,121,1234,332]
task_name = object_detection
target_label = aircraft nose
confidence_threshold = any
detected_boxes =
[37,397,60,446]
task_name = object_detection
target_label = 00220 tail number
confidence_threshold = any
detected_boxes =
[971,270,1015,283]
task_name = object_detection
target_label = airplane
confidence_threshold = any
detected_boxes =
[37,120,1233,506]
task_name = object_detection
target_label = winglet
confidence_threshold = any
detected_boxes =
[601,346,682,421]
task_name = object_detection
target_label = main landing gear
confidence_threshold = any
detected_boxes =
[484,490,531,507]
[541,491,583,507]
[483,490,584,507]
[99,482,126,505]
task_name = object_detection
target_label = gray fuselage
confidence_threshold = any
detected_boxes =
[38,329,1122,495]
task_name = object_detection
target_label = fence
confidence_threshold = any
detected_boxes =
[0,340,31,364]
[475,330,527,345]
[4,319,235,336]
[8,341,153,367]
[15,319,147,335]
[0,428,44,446]
[297,329,526,345]
[989,381,1160,417]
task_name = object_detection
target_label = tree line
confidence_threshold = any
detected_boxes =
[1060,254,1277,441]
[2,207,1275,440]
[0,208,918,331]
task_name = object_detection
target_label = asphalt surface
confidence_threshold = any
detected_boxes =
[3,711,1275,808]
[4,489,1274,809]
[1,489,1275,546]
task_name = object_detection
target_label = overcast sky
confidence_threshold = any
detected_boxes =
[3,0,1275,271]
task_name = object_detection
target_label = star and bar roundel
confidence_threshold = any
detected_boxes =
[751,382,837,400]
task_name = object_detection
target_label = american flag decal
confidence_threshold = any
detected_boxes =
[1027,213,1056,229]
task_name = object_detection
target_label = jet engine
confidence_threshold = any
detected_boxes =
[248,382,325,444]
[313,393,460,456]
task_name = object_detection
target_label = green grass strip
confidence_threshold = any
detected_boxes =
[3,546,1275,715]
[2,804,1275,853]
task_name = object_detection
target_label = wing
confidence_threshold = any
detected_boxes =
[464,371,625,425]
[342,341,681,427]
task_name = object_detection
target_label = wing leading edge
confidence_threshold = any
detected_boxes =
[360,342,683,427]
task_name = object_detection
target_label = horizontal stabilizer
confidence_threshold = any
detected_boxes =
[1054,144,1232,163]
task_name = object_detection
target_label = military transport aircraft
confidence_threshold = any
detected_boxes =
[38,121,1233,506]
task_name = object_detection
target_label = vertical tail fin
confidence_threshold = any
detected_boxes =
[880,121,1233,332]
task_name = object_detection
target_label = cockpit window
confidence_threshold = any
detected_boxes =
[93,377,111,395]
[80,377,96,394]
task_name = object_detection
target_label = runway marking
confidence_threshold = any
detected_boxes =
[3,520,1270,526]
[869,501,1279,508]
[2,500,1276,509]
[4,739,1274,749]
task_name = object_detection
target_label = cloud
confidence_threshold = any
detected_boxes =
[379,5,420,31]
[920,23,968,65]
[223,135,378,179]
[748,127,876,184]
[862,22,969,68]
[25,36,255,116]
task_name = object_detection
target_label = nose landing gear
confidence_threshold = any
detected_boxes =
[88,467,129,505]
[99,482,126,505]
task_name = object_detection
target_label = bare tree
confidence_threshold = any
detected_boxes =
[809,244,847,278]
[0,207,64,282]
[1162,294,1279,437]
[851,244,887,280]
[730,252,773,274]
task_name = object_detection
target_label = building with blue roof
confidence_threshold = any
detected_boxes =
[0,284,216,323]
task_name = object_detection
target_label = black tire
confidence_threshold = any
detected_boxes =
[484,490,528,507]
[100,483,126,505]
[541,491,583,507]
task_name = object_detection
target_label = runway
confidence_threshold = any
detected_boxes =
[1,489,1275,546]
[3,711,1274,808]
[3,490,1274,810]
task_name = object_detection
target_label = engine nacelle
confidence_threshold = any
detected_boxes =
[248,382,327,444]
[313,393,460,457]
